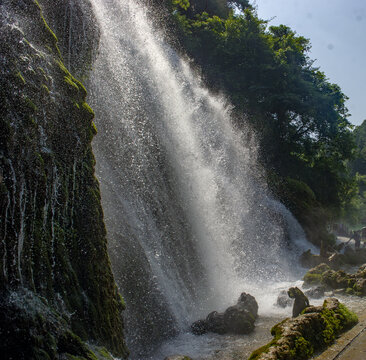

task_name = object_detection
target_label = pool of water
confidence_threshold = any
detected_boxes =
[151,282,366,360]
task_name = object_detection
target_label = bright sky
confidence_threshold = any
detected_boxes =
[253,0,366,126]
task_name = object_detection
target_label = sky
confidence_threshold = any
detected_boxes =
[253,0,366,126]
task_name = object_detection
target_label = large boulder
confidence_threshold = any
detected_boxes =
[237,292,259,316]
[249,298,358,360]
[223,305,255,334]
[303,263,331,287]
[191,292,258,335]
[205,311,226,334]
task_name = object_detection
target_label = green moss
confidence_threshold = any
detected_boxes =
[346,287,354,295]
[64,76,80,91]
[118,293,126,310]
[25,96,38,111]
[92,347,115,359]
[91,122,98,135]
[321,307,340,345]
[58,331,98,360]
[41,84,50,94]
[303,273,322,286]
[248,321,286,360]
[1,2,127,356]
[41,15,58,43]
[336,303,358,328]
[33,0,61,57]
[290,337,313,359]
[57,61,87,98]
[82,102,95,117]
[248,339,277,360]
[16,71,26,84]
[249,300,357,360]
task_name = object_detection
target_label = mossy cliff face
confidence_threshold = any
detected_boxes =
[0,0,127,358]
[36,0,100,79]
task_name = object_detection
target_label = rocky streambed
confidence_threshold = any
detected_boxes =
[152,279,366,360]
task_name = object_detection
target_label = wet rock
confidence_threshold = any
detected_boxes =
[303,263,330,287]
[190,319,207,335]
[191,292,258,335]
[223,305,255,334]
[237,292,259,316]
[276,290,293,308]
[303,263,366,297]
[304,286,325,299]
[248,298,358,360]
[288,287,309,317]
[354,278,366,296]
[300,249,324,268]
[205,311,226,334]
[322,269,350,289]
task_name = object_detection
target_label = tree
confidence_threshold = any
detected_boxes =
[171,0,356,243]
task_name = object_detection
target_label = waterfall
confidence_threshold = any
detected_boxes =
[88,0,315,357]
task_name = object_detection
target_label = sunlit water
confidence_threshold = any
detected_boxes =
[88,0,317,357]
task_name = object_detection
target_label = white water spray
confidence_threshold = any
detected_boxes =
[88,0,315,356]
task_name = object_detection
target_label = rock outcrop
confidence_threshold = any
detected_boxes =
[300,248,366,270]
[249,298,358,360]
[303,263,366,296]
[288,287,309,317]
[0,0,127,358]
[191,292,258,335]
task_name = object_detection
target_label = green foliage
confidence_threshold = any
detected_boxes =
[343,120,366,226]
[170,0,356,240]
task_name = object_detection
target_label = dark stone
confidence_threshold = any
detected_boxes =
[236,292,258,317]
[354,278,366,296]
[304,286,325,299]
[300,249,324,268]
[276,290,293,308]
[205,311,226,334]
[223,306,255,334]
[288,287,309,317]
[191,292,258,335]
[0,1,127,357]
[191,319,207,335]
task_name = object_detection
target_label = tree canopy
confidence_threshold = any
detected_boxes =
[169,0,357,244]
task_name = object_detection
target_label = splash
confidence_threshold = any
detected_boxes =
[88,0,314,356]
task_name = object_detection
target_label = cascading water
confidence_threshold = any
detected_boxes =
[87,0,316,357]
